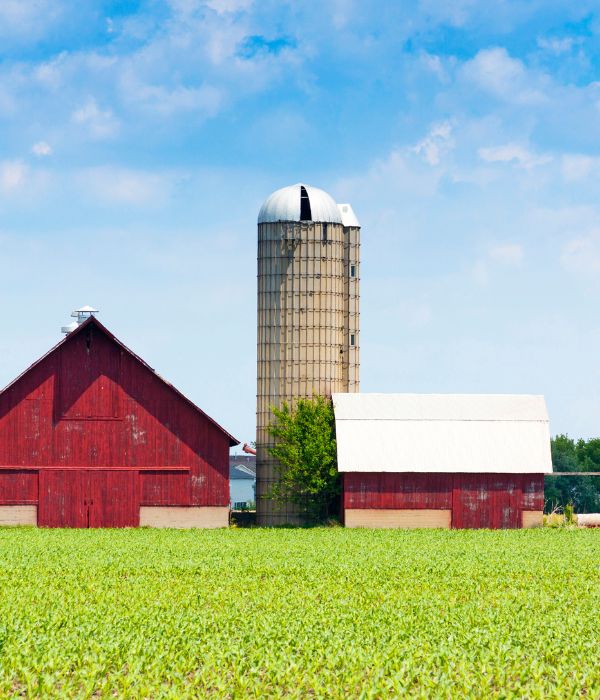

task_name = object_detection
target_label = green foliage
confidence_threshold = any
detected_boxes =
[564,502,575,525]
[545,434,600,513]
[267,395,339,524]
[0,528,599,697]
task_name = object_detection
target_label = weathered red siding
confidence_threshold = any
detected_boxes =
[343,472,545,529]
[0,318,237,527]
[0,469,38,504]
[140,470,191,506]
[343,473,452,509]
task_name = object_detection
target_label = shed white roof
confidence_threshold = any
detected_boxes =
[332,393,552,474]
[258,183,343,224]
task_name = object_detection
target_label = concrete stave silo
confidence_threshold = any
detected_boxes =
[256,184,360,525]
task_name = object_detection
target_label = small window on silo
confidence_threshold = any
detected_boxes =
[350,334,355,346]
[350,264,356,277]
[322,223,328,243]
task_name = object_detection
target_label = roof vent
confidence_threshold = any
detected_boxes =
[61,305,99,335]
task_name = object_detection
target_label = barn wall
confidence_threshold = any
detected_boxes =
[343,473,453,509]
[0,470,37,504]
[0,323,230,516]
[343,472,545,529]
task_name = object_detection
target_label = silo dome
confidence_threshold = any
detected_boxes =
[258,183,343,224]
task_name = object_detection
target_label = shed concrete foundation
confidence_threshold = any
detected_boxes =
[345,508,451,529]
[139,506,228,529]
[0,505,37,526]
[522,510,543,528]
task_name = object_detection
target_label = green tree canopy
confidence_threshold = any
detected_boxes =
[266,395,339,524]
[545,435,600,513]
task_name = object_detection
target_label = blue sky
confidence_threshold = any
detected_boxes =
[1,0,600,447]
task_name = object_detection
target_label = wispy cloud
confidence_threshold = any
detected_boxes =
[461,48,547,104]
[123,82,223,117]
[77,166,178,206]
[537,36,579,55]
[489,243,524,266]
[473,243,524,285]
[412,122,453,166]
[478,144,551,169]
[561,154,598,182]
[562,229,600,274]
[0,160,27,193]
[206,0,253,13]
[71,99,120,140]
[31,141,52,157]
[0,0,64,44]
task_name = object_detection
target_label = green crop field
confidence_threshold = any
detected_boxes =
[0,528,598,698]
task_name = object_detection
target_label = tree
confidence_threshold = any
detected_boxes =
[545,434,600,513]
[266,395,339,524]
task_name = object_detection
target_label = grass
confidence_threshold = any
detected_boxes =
[0,528,598,698]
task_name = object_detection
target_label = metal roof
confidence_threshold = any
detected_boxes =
[332,393,552,474]
[258,183,343,224]
[337,203,360,227]
[229,455,256,479]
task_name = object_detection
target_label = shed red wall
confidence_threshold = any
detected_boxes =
[0,322,231,515]
[343,473,544,529]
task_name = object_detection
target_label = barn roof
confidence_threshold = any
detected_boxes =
[332,393,552,474]
[0,316,239,447]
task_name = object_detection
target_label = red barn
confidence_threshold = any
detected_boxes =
[0,316,238,528]
[333,393,552,529]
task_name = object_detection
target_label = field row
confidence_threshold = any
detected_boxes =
[0,528,598,698]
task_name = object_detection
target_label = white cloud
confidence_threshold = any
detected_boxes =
[404,300,432,326]
[561,154,596,182]
[412,122,453,166]
[206,0,253,13]
[78,167,176,206]
[167,0,252,18]
[0,0,63,41]
[461,48,546,104]
[31,141,52,157]
[71,99,120,140]
[472,259,489,285]
[418,0,478,28]
[34,54,68,90]
[562,229,600,273]
[478,143,551,169]
[420,52,448,81]
[473,243,524,284]
[537,36,577,55]
[0,160,27,193]
[125,83,223,117]
[489,243,524,266]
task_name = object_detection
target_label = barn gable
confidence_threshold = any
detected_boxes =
[0,317,238,528]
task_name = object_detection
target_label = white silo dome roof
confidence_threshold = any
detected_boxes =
[258,183,343,224]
